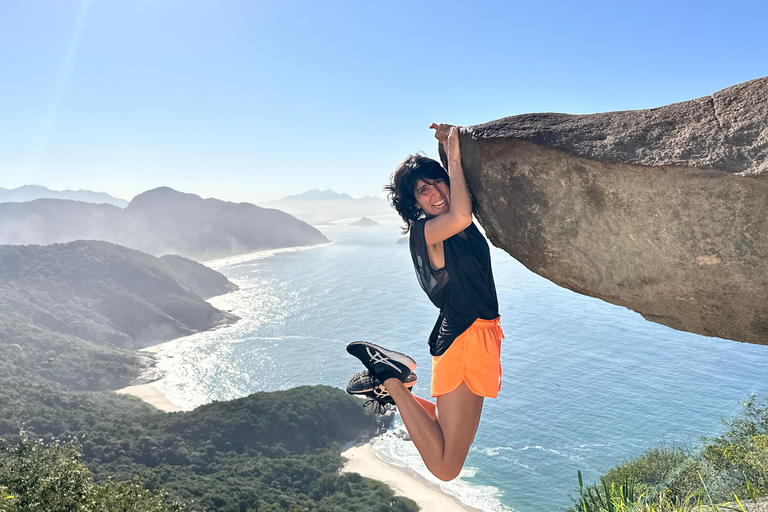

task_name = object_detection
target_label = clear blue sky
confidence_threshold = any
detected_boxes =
[1,0,766,202]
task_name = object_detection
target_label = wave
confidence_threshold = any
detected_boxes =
[203,241,334,270]
[372,421,513,512]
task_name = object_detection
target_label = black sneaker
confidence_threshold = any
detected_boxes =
[346,341,416,384]
[346,369,416,398]
[346,370,417,415]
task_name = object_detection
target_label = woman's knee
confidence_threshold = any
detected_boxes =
[426,453,467,481]
[430,461,463,482]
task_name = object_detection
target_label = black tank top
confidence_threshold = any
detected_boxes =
[409,219,499,356]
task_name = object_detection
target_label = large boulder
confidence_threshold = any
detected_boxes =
[449,76,768,345]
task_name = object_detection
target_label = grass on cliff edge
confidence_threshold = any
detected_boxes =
[568,396,768,512]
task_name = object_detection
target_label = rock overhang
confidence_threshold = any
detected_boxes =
[445,76,768,345]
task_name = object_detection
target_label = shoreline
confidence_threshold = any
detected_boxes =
[116,241,488,511]
[114,343,184,412]
[116,369,488,512]
[116,379,487,512]
[341,442,485,512]
[115,241,331,412]
[201,241,333,269]
[115,381,181,412]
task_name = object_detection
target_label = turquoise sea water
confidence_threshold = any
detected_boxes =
[151,217,768,512]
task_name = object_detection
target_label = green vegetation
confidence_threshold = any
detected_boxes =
[0,434,178,512]
[160,255,238,299]
[0,241,238,390]
[0,241,416,511]
[569,396,768,512]
[0,383,416,511]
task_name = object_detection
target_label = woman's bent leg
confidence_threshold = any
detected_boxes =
[384,379,483,481]
[413,394,437,420]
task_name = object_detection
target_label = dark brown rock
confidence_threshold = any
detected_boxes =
[447,76,768,345]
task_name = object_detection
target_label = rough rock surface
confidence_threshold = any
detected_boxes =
[449,76,768,345]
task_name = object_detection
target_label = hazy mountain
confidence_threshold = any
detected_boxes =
[279,189,355,201]
[0,184,129,207]
[124,187,329,259]
[160,254,238,299]
[0,187,328,260]
[259,189,392,225]
[0,240,238,390]
[0,199,139,245]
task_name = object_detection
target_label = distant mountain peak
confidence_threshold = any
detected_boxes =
[126,187,218,211]
[135,186,191,197]
[280,189,355,201]
[0,184,128,207]
[0,185,328,260]
[130,186,199,200]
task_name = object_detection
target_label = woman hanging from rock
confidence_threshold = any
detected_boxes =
[346,123,503,482]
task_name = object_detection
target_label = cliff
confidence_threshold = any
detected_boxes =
[447,76,768,345]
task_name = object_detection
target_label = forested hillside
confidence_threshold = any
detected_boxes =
[0,241,238,390]
[160,254,238,299]
[0,383,413,511]
[0,240,415,511]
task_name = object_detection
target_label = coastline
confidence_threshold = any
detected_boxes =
[201,241,333,270]
[115,382,181,412]
[114,242,331,412]
[116,374,486,512]
[115,240,487,511]
[114,341,184,412]
[341,442,484,512]
[116,355,487,511]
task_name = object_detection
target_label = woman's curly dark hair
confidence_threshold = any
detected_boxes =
[385,154,450,233]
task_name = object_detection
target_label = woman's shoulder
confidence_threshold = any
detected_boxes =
[409,218,429,256]
[409,218,428,239]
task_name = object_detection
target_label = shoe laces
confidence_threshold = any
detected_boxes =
[371,383,388,399]
[362,397,389,415]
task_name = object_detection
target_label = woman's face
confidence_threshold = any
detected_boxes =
[414,178,450,217]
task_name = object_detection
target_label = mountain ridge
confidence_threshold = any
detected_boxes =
[278,188,356,201]
[0,184,128,207]
[0,187,329,260]
[260,189,392,225]
[0,240,238,390]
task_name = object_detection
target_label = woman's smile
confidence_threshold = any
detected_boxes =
[415,178,451,216]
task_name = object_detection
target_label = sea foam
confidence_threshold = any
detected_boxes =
[372,420,513,512]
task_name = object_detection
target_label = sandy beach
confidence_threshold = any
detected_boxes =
[342,442,483,512]
[113,271,484,511]
[118,376,482,511]
[115,382,182,412]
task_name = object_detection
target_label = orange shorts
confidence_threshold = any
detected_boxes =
[431,317,503,398]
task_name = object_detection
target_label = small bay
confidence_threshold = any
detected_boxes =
[150,218,768,512]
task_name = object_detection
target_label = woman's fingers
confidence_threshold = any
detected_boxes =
[431,123,453,143]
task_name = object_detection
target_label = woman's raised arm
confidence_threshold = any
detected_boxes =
[423,124,473,246]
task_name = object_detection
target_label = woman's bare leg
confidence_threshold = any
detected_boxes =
[384,379,483,481]
[412,394,437,420]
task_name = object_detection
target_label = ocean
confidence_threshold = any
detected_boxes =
[150,217,768,512]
